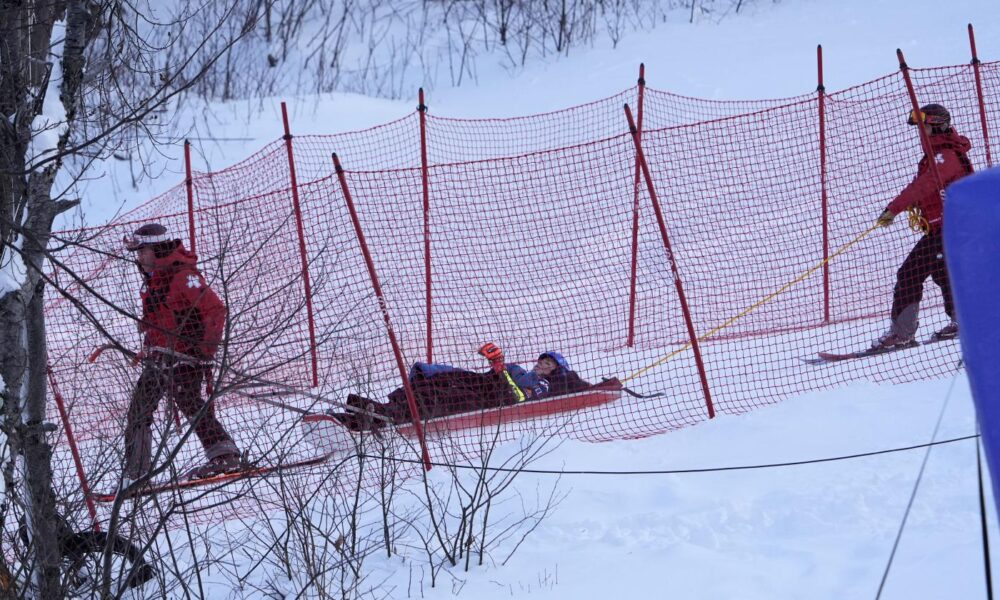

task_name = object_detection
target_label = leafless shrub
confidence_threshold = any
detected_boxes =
[159,0,777,100]
[396,422,567,588]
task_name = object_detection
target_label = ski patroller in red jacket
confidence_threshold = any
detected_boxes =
[885,130,974,232]
[139,245,226,359]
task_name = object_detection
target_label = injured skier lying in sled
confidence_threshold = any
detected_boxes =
[326,344,594,432]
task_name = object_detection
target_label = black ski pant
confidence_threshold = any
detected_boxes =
[124,358,239,479]
[888,232,954,339]
[383,369,515,423]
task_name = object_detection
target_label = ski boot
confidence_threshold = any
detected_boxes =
[869,331,918,353]
[336,394,387,433]
[346,393,376,411]
[931,321,959,341]
[185,453,244,480]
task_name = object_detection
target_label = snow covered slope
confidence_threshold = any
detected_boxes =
[67,0,1000,598]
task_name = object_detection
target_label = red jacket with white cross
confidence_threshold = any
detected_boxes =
[885,130,973,233]
[139,245,226,359]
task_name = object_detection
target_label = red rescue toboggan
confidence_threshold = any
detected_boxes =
[302,377,624,438]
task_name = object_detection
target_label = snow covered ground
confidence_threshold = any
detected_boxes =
[419,375,982,599]
[179,368,981,600]
[58,0,1000,598]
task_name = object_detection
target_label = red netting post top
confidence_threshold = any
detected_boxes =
[624,103,716,420]
[184,140,197,254]
[47,366,100,531]
[281,101,320,388]
[817,46,830,323]
[968,24,994,168]
[897,50,948,194]
[627,63,646,347]
[418,88,433,363]
[331,153,433,471]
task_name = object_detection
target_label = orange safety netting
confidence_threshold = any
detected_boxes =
[41,60,996,525]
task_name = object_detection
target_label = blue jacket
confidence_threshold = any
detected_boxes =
[507,364,549,398]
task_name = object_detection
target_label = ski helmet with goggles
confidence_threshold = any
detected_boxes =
[907,103,951,130]
[537,352,569,372]
[124,223,175,251]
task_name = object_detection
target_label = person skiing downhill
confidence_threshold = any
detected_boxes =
[870,103,974,351]
[121,223,242,486]
[332,344,591,431]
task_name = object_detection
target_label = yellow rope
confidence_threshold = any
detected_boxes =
[622,224,879,384]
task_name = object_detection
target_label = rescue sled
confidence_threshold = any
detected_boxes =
[301,377,624,438]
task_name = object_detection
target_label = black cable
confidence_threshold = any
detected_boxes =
[875,373,960,599]
[359,433,978,476]
[977,426,995,600]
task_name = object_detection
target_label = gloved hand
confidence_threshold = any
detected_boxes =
[478,342,505,373]
[875,209,895,228]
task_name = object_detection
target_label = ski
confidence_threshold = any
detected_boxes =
[93,453,334,503]
[807,335,957,364]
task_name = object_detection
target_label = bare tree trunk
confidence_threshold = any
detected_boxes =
[19,281,60,598]
[1,2,94,594]
[1,166,78,598]
[1,2,67,596]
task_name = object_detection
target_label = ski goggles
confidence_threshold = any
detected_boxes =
[123,231,173,251]
[907,109,948,126]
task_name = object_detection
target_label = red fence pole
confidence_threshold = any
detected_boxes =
[817,46,830,323]
[623,103,715,419]
[897,50,947,193]
[418,88,433,363]
[968,24,994,168]
[626,63,646,347]
[184,140,197,254]
[281,102,319,387]
[47,366,101,531]
[332,153,433,471]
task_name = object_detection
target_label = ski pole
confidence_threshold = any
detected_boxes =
[90,343,391,422]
